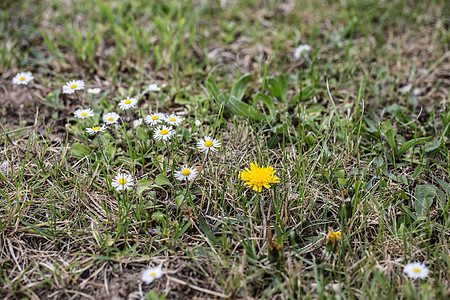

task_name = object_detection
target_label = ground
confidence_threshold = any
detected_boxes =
[0,0,449,299]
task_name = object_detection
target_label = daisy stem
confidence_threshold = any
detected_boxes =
[97,134,109,167]
[165,141,171,173]
[75,91,85,107]
[260,194,267,242]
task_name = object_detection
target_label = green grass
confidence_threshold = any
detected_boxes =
[1,0,449,298]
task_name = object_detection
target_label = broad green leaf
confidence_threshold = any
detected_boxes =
[255,93,276,120]
[155,174,172,187]
[225,96,261,121]
[198,216,218,245]
[380,121,397,156]
[137,179,154,196]
[436,178,449,194]
[414,185,436,217]
[205,76,227,103]
[230,74,250,101]
[398,136,431,156]
[424,139,442,152]
[70,142,91,158]
[266,74,288,102]
[288,86,315,105]
[136,127,148,141]
[104,143,116,160]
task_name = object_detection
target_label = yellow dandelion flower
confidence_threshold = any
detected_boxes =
[326,230,342,247]
[239,162,280,192]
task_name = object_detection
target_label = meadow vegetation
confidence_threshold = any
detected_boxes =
[1,0,449,299]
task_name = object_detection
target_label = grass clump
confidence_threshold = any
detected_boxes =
[1,0,449,299]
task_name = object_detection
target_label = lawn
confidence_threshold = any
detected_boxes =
[1,0,449,299]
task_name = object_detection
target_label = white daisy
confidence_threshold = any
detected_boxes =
[62,80,85,94]
[87,88,101,94]
[133,118,143,127]
[86,125,106,135]
[12,72,34,85]
[403,262,429,279]
[194,120,202,126]
[74,108,94,119]
[294,44,311,58]
[153,125,174,141]
[197,136,221,154]
[111,173,134,191]
[175,165,198,182]
[164,114,183,126]
[103,112,120,125]
[142,266,163,284]
[145,113,165,126]
[118,97,138,110]
[148,83,161,92]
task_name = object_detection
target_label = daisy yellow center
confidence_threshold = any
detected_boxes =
[152,116,159,120]
[118,178,126,184]
[182,169,190,176]
[108,117,114,121]
[205,140,213,147]
[239,162,280,192]
[413,268,420,273]
[81,112,87,117]
[150,272,156,276]
[70,84,77,89]
[170,118,176,122]
[20,76,26,81]
[93,127,100,131]
[125,99,131,104]
[160,129,168,135]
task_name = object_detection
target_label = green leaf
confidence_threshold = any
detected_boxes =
[381,121,397,156]
[104,143,116,160]
[255,93,276,120]
[70,142,91,158]
[424,139,442,152]
[137,179,154,196]
[198,216,218,245]
[230,74,251,101]
[266,74,288,102]
[436,178,450,194]
[225,96,261,121]
[414,185,436,217]
[136,127,148,141]
[205,76,228,103]
[289,86,315,105]
[155,174,172,187]
[398,136,431,156]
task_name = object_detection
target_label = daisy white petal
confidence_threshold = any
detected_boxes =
[404,262,429,279]
[87,88,101,94]
[133,118,143,127]
[294,44,311,58]
[74,108,94,119]
[145,113,165,126]
[118,97,138,110]
[174,165,198,182]
[142,266,163,284]
[148,83,161,92]
[62,80,85,94]
[111,172,134,191]
[12,72,34,85]
[164,114,183,126]
[153,125,174,141]
[197,136,221,154]
[86,125,106,135]
[194,120,202,126]
[103,112,120,125]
